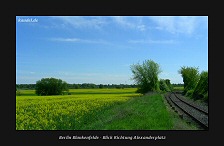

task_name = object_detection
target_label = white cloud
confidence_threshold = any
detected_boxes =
[149,16,200,35]
[51,16,107,29]
[51,38,80,42]
[137,25,146,31]
[49,37,109,44]
[112,16,146,31]
[52,16,148,32]
[128,39,177,44]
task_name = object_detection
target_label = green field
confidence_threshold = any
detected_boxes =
[173,86,184,91]
[16,88,196,130]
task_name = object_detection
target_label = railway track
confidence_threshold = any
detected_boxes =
[165,92,208,130]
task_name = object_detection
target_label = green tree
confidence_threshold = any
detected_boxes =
[165,79,173,91]
[35,77,68,96]
[178,66,200,94]
[99,84,103,89]
[192,71,208,101]
[159,79,172,92]
[130,59,162,93]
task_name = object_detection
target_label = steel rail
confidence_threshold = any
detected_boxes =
[166,92,208,130]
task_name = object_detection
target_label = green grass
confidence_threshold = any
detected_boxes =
[16,89,36,96]
[79,94,173,130]
[16,88,197,130]
[173,86,184,91]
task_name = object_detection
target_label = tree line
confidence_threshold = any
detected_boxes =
[16,83,138,90]
[16,82,182,91]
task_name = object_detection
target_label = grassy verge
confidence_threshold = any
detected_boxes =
[79,93,200,130]
[77,93,173,130]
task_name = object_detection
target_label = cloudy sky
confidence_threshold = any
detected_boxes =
[16,16,208,84]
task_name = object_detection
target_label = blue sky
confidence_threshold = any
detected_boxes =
[16,16,208,84]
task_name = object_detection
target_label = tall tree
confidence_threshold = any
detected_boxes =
[178,66,200,94]
[130,59,161,93]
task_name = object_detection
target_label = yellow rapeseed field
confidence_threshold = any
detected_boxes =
[16,88,141,130]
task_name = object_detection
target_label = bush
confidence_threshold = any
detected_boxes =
[16,90,21,96]
[35,77,68,96]
[186,89,194,98]
[159,79,170,92]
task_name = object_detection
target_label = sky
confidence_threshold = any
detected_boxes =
[16,16,208,85]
